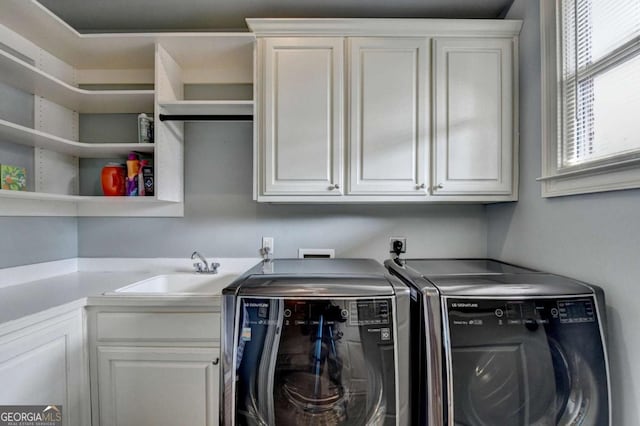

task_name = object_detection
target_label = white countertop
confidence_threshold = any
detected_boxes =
[0,257,261,330]
[0,271,153,324]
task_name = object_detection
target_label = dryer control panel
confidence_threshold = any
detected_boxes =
[448,297,596,328]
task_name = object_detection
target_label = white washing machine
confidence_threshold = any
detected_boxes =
[386,258,611,426]
[221,259,410,426]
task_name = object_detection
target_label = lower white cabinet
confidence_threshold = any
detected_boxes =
[88,308,221,426]
[0,309,90,426]
[96,346,219,426]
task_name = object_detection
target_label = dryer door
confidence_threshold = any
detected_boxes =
[233,297,398,426]
[444,296,609,426]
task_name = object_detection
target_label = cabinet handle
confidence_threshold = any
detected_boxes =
[416,183,425,190]
[434,184,444,190]
[212,358,220,365]
[328,184,340,190]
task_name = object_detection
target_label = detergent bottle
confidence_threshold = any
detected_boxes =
[126,152,140,196]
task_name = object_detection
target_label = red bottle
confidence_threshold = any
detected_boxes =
[101,163,126,196]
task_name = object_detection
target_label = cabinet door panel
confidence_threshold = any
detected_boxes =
[262,38,343,195]
[97,346,219,426]
[433,38,514,195]
[349,38,428,194]
[0,335,67,405]
[0,311,88,426]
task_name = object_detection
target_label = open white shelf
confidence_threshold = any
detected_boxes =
[0,190,184,217]
[0,190,172,203]
[0,49,154,113]
[0,118,154,158]
[0,189,80,202]
[159,100,253,116]
[74,196,168,203]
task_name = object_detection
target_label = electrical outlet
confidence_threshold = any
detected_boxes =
[262,237,274,257]
[389,237,407,254]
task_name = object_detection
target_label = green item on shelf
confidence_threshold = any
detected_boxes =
[1,164,27,191]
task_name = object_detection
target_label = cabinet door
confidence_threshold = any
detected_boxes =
[349,38,429,195]
[433,38,514,195]
[97,346,220,426]
[261,37,344,196]
[0,310,89,426]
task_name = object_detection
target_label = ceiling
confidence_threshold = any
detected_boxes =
[37,0,515,32]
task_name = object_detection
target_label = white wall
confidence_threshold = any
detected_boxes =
[78,121,488,261]
[488,1,640,423]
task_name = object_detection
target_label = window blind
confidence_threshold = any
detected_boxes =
[559,0,640,168]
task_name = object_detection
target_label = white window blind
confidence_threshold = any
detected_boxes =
[559,0,640,168]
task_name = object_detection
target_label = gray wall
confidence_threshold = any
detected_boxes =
[78,121,488,260]
[488,1,640,424]
[0,217,78,268]
[0,81,78,269]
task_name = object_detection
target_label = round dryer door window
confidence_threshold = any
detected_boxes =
[233,297,399,426]
[445,297,609,426]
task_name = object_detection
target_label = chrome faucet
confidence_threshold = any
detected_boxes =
[191,251,220,274]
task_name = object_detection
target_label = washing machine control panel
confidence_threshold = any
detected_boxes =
[348,300,389,326]
[556,299,595,323]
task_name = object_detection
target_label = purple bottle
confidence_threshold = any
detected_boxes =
[125,152,139,196]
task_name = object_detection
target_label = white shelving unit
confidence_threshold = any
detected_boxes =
[0,3,254,217]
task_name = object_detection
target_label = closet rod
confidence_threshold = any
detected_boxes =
[159,114,253,122]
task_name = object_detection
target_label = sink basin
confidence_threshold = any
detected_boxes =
[112,273,238,295]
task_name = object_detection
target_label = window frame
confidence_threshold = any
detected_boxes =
[539,0,640,197]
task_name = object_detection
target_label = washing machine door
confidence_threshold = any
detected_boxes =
[232,297,398,426]
[444,296,609,426]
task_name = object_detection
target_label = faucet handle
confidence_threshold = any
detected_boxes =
[193,262,205,273]
[210,262,220,273]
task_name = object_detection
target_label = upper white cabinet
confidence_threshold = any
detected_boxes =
[432,38,514,196]
[249,19,521,203]
[348,38,429,195]
[260,37,344,196]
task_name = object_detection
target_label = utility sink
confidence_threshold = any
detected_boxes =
[110,273,238,295]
